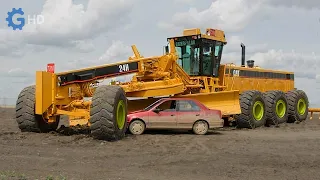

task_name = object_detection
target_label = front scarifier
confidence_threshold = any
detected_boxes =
[264,90,288,126]
[235,90,267,128]
[285,89,309,123]
[89,85,128,141]
[15,85,60,133]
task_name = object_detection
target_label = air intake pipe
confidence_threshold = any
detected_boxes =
[247,60,255,68]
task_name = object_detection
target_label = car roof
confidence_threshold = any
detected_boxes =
[154,97,212,110]
[160,97,200,102]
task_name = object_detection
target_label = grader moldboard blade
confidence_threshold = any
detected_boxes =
[126,90,241,116]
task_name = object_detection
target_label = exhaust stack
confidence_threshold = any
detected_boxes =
[241,43,245,67]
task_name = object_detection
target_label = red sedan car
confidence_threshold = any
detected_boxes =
[127,98,223,135]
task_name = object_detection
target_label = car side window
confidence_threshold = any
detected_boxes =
[156,100,176,112]
[177,100,200,112]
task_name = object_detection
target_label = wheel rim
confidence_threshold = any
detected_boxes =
[276,99,286,118]
[194,121,207,134]
[253,101,264,121]
[116,100,126,130]
[131,122,144,134]
[297,98,306,115]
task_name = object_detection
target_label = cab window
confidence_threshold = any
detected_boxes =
[177,100,200,112]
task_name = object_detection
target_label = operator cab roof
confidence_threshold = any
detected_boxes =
[167,28,227,45]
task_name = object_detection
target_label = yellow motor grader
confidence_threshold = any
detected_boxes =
[15,28,309,141]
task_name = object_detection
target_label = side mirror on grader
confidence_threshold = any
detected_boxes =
[164,45,169,54]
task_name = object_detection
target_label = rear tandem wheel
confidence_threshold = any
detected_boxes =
[264,90,288,126]
[286,89,309,123]
[235,90,267,129]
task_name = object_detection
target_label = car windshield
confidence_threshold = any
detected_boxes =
[143,99,163,111]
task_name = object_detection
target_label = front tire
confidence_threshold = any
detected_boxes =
[89,85,128,141]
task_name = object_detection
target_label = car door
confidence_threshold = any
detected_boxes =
[176,100,202,129]
[148,100,178,129]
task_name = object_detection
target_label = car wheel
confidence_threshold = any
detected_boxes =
[129,120,145,135]
[192,120,208,135]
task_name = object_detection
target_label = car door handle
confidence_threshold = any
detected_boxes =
[196,114,200,116]
[171,114,175,116]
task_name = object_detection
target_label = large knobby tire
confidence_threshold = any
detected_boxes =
[235,90,267,129]
[286,89,309,123]
[89,85,128,141]
[15,85,60,133]
[264,90,288,126]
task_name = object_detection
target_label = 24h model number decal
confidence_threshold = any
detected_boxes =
[118,64,130,72]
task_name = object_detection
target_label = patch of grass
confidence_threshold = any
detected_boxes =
[0,170,27,180]
[0,171,67,180]
[45,174,67,180]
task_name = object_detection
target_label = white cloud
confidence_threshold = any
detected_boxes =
[70,40,95,53]
[173,0,195,4]
[250,49,319,79]
[224,35,268,54]
[26,0,134,40]
[267,0,320,9]
[159,0,320,33]
[0,0,135,56]
[98,40,132,64]
[159,0,267,32]
[62,40,132,71]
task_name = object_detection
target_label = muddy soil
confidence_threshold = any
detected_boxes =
[0,107,320,180]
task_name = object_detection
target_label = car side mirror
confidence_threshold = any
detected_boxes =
[153,108,162,113]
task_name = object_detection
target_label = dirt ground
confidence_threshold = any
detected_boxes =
[1,108,320,180]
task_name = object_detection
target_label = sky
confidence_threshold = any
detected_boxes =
[0,0,319,107]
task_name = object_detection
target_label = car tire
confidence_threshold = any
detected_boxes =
[192,120,208,135]
[129,120,145,135]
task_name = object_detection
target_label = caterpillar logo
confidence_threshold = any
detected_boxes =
[233,70,240,76]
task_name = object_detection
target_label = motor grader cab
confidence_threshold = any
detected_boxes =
[165,28,225,78]
[15,28,309,142]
